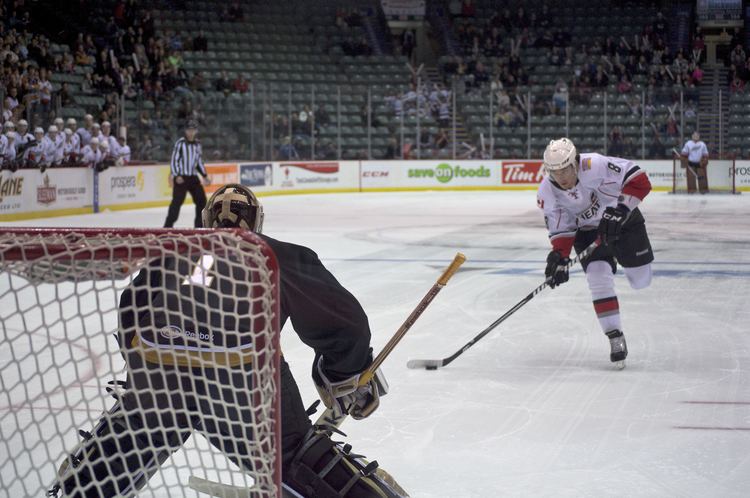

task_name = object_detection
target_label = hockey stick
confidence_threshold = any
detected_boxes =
[406,241,600,371]
[315,252,466,428]
[188,253,466,498]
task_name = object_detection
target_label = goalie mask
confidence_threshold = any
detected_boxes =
[202,184,264,232]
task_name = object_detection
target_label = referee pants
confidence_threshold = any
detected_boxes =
[163,175,207,228]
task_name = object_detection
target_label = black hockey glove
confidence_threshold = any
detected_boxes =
[598,204,630,244]
[545,250,570,288]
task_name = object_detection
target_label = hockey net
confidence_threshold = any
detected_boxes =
[672,157,738,194]
[0,228,281,498]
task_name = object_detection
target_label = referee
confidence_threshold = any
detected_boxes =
[163,120,211,227]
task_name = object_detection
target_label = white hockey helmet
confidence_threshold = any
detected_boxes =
[543,138,578,172]
[3,121,15,130]
[54,117,64,126]
[66,117,77,126]
[90,137,99,145]
[48,125,58,134]
[34,127,44,135]
[202,184,264,233]
[18,119,28,127]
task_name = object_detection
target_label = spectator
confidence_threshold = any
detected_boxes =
[730,44,746,68]
[4,87,20,113]
[433,128,449,150]
[653,12,668,39]
[228,1,244,21]
[193,30,208,52]
[189,71,208,93]
[316,104,331,128]
[37,68,53,118]
[232,74,250,94]
[617,75,633,94]
[215,71,232,97]
[691,64,704,85]
[730,74,745,94]
[608,125,625,156]
[552,79,568,114]
[401,29,416,63]
[278,136,298,160]
[665,116,680,138]
[384,137,399,159]
[460,0,476,18]
[56,82,75,107]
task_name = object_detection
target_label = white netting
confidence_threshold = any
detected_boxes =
[0,229,280,498]
[672,158,737,194]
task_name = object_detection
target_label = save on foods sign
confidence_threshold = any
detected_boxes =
[371,161,499,187]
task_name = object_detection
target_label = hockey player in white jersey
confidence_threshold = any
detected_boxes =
[537,138,654,368]
[62,128,80,165]
[44,125,63,167]
[27,127,48,171]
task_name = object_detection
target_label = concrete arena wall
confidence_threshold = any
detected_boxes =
[1,159,747,221]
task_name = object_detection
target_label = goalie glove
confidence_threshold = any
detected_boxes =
[313,352,389,420]
[545,250,570,289]
[598,204,630,244]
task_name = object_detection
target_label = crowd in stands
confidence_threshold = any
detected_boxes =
[444,6,705,102]
[725,27,750,93]
[0,2,131,173]
[6,0,749,163]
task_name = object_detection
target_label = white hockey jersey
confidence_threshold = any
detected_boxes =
[63,137,80,162]
[537,153,651,252]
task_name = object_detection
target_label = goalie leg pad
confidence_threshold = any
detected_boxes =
[49,395,188,497]
[284,428,406,498]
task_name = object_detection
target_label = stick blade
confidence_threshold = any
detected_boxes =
[406,358,443,370]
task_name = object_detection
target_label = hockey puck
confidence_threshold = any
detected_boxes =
[425,366,437,370]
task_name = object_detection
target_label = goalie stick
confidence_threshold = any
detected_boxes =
[406,241,599,371]
[672,147,701,182]
[189,253,466,497]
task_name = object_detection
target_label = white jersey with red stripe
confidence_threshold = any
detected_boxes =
[536,152,651,254]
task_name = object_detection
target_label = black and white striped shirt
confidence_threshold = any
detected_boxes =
[170,137,206,177]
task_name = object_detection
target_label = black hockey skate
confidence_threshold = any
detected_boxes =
[605,329,627,369]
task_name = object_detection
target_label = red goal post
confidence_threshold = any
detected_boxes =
[0,228,281,498]
[671,156,738,194]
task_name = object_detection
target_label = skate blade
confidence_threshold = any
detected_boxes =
[614,360,626,370]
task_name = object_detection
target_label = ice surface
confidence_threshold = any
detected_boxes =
[2,191,749,497]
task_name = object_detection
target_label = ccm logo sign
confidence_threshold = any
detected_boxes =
[363,170,389,177]
[502,161,545,184]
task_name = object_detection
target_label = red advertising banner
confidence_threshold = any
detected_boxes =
[501,161,545,185]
